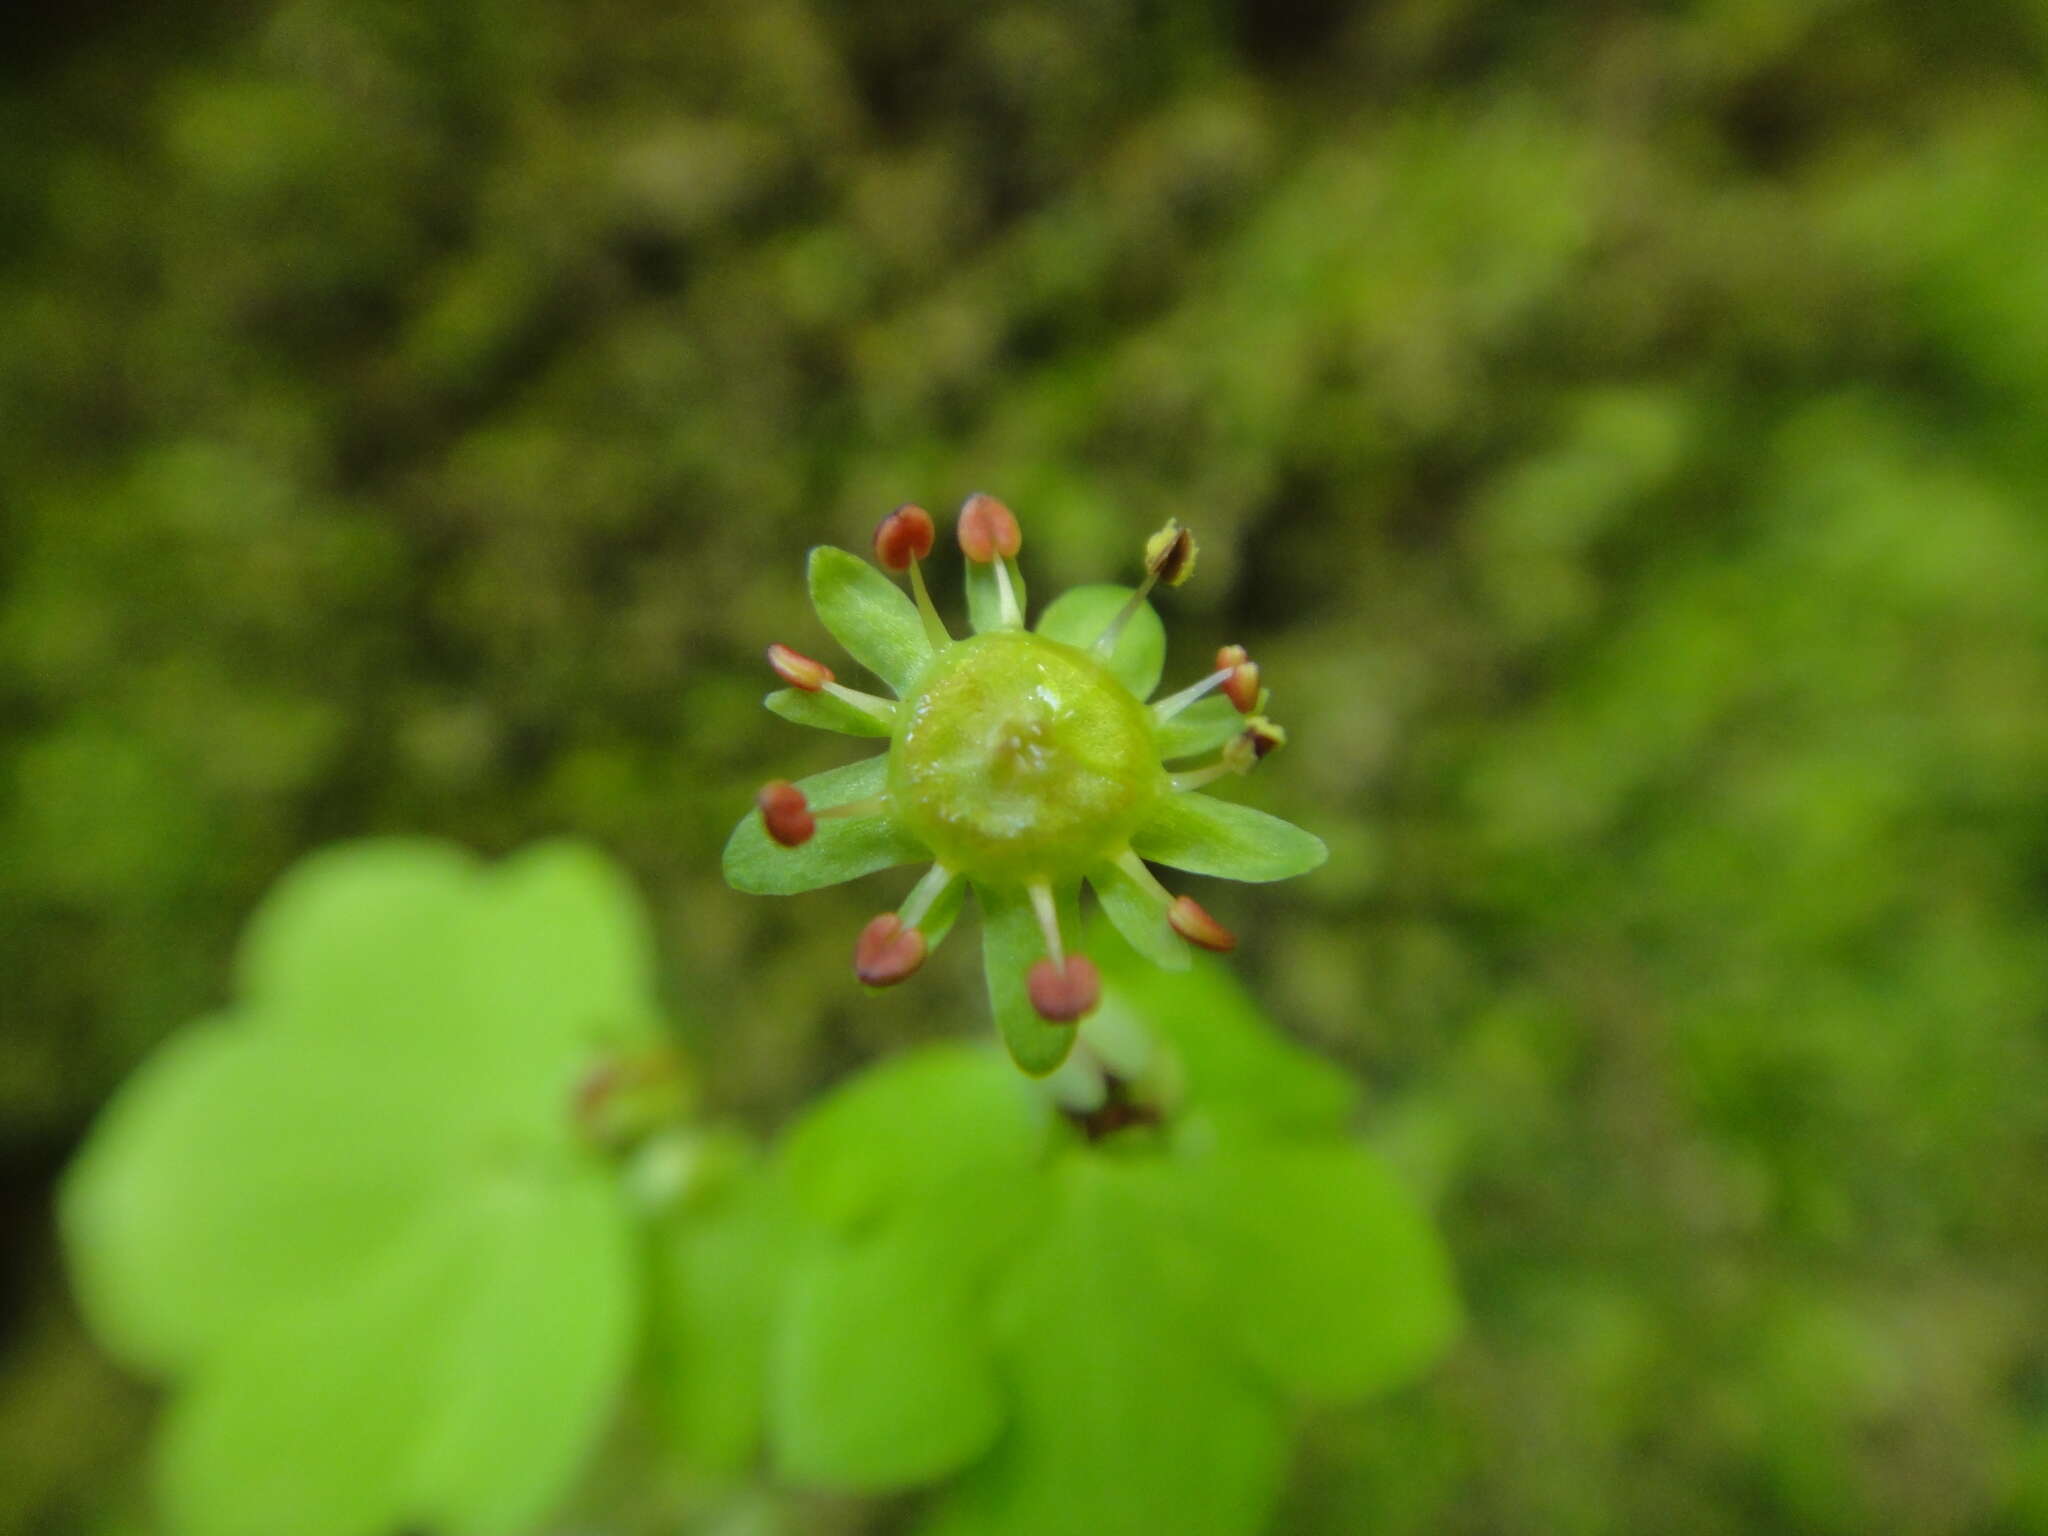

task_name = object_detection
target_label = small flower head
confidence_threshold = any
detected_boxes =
[725,495,1327,1075]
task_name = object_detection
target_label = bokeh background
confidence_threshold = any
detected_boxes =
[6,1,2048,1531]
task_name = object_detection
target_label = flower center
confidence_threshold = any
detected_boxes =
[889,632,1164,883]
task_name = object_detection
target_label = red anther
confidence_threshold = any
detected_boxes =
[1215,644,1249,671]
[1167,895,1238,953]
[873,504,937,572]
[957,493,1022,563]
[767,643,834,692]
[1222,660,1262,714]
[854,913,927,986]
[757,780,815,847]
[1027,953,1101,1023]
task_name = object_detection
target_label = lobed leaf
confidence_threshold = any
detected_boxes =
[1130,792,1328,882]
[808,545,932,695]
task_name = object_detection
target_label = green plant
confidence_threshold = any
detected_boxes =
[62,832,1453,1536]
[723,496,1327,1074]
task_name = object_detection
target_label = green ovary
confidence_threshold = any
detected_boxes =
[889,632,1165,884]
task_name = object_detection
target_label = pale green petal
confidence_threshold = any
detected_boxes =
[976,883,1079,1076]
[722,756,927,895]
[1155,694,1244,760]
[1088,860,1190,970]
[1035,584,1164,700]
[765,686,893,738]
[1130,793,1327,882]
[808,545,932,695]
[966,556,1028,634]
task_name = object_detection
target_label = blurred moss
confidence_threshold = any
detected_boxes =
[4,0,2048,1532]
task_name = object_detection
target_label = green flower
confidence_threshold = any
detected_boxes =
[723,496,1326,1076]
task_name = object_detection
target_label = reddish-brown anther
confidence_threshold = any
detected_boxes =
[757,780,815,847]
[957,493,1022,563]
[854,913,927,986]
[1243,717,1287,759]
[1168,895,1238,953]
[1222,659,1262,714]
[1215,644,1249,671]
[767,643,835,692]
[873,504,937,572]
[1027,953,1101,1023]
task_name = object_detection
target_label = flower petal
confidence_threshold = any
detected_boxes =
[1130,794,1327,882]
[723,757,926,895]
[966,556,1028,635]
[976,883,1079,1076]
[1035,584,1164,700]
[1155,694,1243,760]
[808,546,933,696]
[764,687,893,738]
[1088,861,1190,971]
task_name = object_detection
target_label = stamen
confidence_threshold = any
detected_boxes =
[1028,954,1100,1023]
[1096,519,1199,657]
[820,680,899,725]
[1243,716,1287,759]
[814,793,889,821]
[957,493,1022,563]
[1151,666,1233,724]
[991,555,1024,629]
[872,504,936,571]
[767,643,833,692]
[897,863,957,930]
[1215,645,1261,714]
[875,504,951,648]
[1168,895,1237,952]
[1170,760,1235,793]
[854,913,927,986]
[756,781,814,846]
[1026,882,1066,968]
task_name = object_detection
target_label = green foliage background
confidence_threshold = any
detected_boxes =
[4,0,2048,1531]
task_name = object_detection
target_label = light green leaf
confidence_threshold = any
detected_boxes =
[1130,793,1328,882]
[1035,584,1164,700]
[966,556,1028,634]
[771,1221,1008,1490]
[1156,694,1244,760]
[924,1155,1286,1536]
[781,1045,1048,1232]
[234,839,476,1031]
[722,756,927,895]
[644,1160,788,1477]
[1090,944,1356,1136]
[1189,1140,1461,1400]
[765,686,893,738]
[1088,860,1190,971]
[977,883,1079,1076]
[808,545,932,695]
[61,1024,457,1374]
[156,1172,636,1536]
